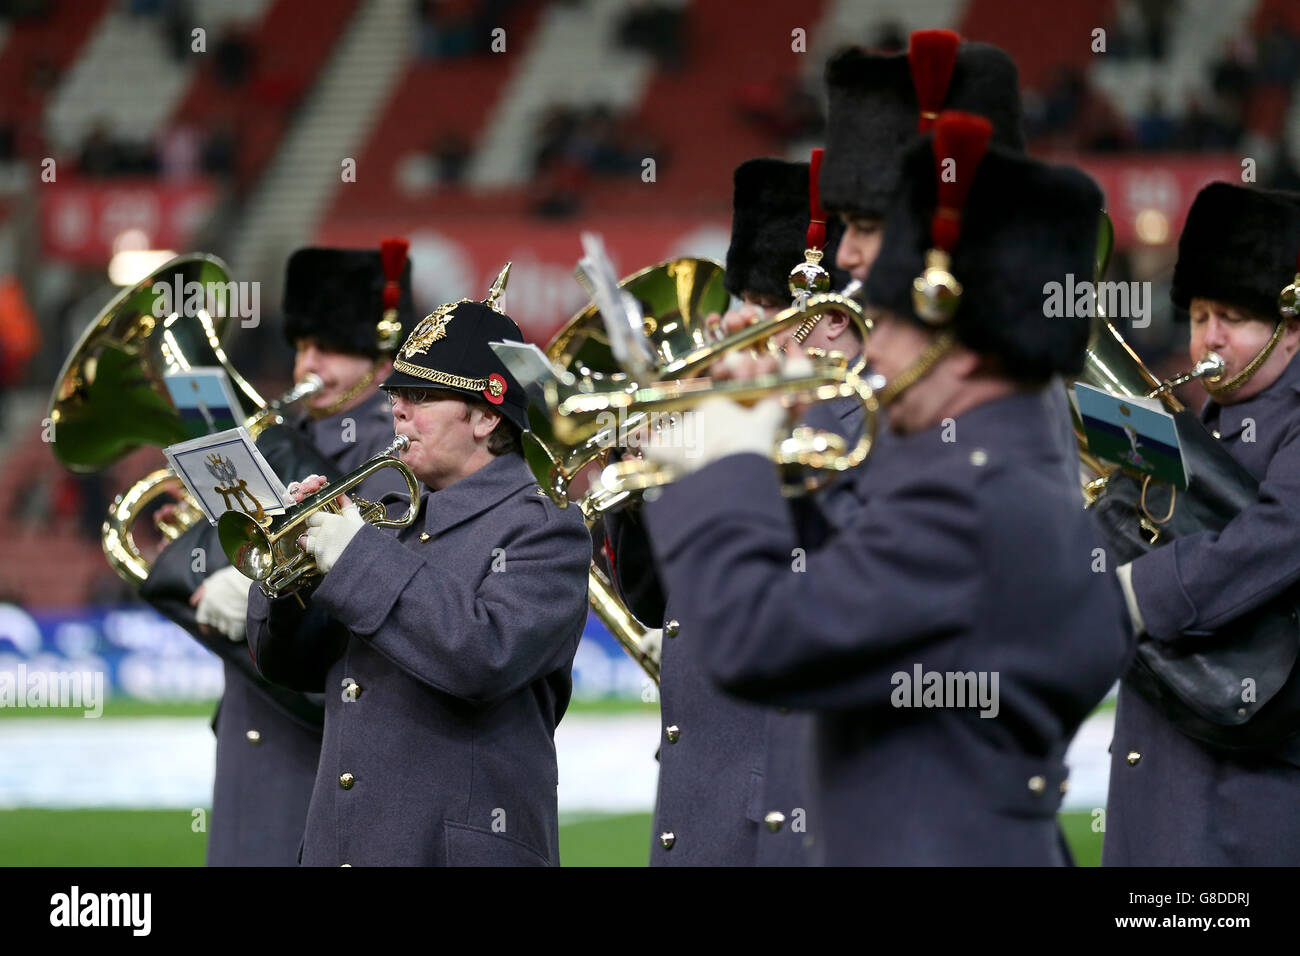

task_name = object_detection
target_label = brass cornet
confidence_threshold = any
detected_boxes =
[218,435,420,599]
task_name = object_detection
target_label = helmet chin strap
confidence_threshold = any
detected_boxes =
[875,333,955,407]
[310,360,383,418]
[1204,319,1286,396]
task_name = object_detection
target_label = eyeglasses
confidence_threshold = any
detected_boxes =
[387,388,443,406]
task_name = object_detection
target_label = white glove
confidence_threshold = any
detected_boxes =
[642,395,786,477]
[196,566,253,642]
[1116,562,1147,636]
[302,504,364,574]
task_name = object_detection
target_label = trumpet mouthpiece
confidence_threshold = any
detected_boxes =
[1196,352,1226,380]
[387,434,410,457]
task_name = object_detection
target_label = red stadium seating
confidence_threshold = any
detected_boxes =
[168,0,362,190]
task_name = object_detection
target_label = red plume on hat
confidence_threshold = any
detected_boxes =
[377,236,408,350]
[912,111,993,324]
[909,29,961,132]
[806,147,827,250]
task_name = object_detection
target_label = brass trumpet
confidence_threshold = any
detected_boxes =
[553,360,879,507]
[531,261,873,507]
[218,435,420,599]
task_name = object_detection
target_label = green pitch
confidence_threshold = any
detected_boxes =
[0,810,1102,866]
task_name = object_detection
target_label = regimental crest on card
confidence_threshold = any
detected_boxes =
[163,427,290,526]
[204,452,267,522]
[402,302,460,358]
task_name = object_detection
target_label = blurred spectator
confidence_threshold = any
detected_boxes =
[214,28,255,88]
[531,158,584,219]
[158,124,202,180]
[1133,0,1179,61]
[26,55,60,95]
[77,123,160,177]
[1256,13,1300,88]
[735,77,824,148]
[77,123,124,176]
[1176,94,1239,150]
[1270,148,1300,191]
[867,20,906,54]
[11,473,52,531]
[616,1,687,71]
[1135,92,1176,150]
[1075,90,1130,152]
[532,104,647,180]
[0,0,53,19]
[1033,67,1087,138]
[201,122,237,177]
[0,119,15,163]
[1211,35,1255,106]
[528,101,660,217]
[160,0,194,64]
[433,131,471,184]
[0,276,39,391]
[1026,67,1130,152]
[416,0,479,60]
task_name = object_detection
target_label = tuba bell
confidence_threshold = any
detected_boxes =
[47,254,323,585]
[1069,213,1229,526]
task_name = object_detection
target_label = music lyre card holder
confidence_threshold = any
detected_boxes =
[1073,382,1189,489]
[163,427,291,525]
[163,368,243,440]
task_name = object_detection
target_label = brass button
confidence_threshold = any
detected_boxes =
[1027,775,1046,794]
[664,619,680,638]
[764,811,786,832]
[969,449,988,467]
[343,678,361,701]
[659,831,675,849]
[339,772,355,790]
[1212,429,1221,440]
[1059,778,1069,795]
[665,724,680,743]
[1126,751,1141,767]
[420,532,431,542]
[245,730,262,744]
[340,863,351,867]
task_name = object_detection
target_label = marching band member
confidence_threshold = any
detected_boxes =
[819,30,1024,285]
[247,291,591,866]
[607,155,849,867]
[640,112,1133,865]
[147,241,415,866]
[611,30,1031,868]
[773,30,1029,499]
[1104,183,1300,865]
